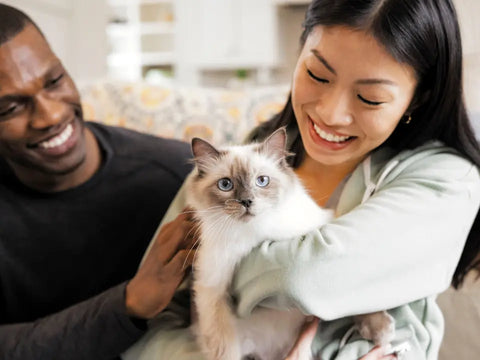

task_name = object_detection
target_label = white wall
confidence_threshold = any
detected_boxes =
[454,0,480,113]
[1,0,108,85]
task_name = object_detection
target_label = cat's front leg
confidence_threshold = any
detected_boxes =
[354,311,395,346]
[195,285,242,360]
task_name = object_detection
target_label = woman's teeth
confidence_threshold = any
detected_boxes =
[38,124,73,149]
[313,123,351,143]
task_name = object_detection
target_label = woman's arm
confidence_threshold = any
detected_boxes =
[232,150,480,320]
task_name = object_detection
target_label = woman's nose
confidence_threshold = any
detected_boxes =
[315,89,353,126]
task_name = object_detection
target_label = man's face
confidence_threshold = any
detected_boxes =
[0,24,87,176]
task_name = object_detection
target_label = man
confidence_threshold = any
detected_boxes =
[0,4,195,359]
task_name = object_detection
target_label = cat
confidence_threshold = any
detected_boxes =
[185,127,395,360]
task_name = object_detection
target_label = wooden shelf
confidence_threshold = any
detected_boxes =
[107,22,175,36]
[108,0,173,6]
[140,0,173,4]
[195,59,281,71]
[108,51,174,67]
[274,0,310,6]
[141,51,175,66]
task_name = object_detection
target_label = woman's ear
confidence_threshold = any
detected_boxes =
[408,88,431,113]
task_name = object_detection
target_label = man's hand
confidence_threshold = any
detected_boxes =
[125,211,198,319]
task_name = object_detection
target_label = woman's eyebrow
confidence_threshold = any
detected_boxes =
[356,78,398,86]
[310,49,398,86]
[311,49,336,75]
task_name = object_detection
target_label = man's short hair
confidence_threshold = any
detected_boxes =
[0,4,43,45]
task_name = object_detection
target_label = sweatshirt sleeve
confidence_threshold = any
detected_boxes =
[231,151,480,321]
[0,282,146,360]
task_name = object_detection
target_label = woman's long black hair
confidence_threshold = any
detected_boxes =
[250,0,480,288]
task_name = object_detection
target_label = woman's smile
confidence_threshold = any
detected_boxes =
[307,115,355,150]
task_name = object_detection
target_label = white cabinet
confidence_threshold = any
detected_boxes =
[0,0,108,85]
[105,0,310,86]
[453,0,480,113]
[106,0,176,82]
[175,0,292,86]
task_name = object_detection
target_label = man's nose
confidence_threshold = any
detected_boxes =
[30,93,69,129]
[315,89,353,127]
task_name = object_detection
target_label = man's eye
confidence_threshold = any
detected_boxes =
[46,73,64,87]
[307,69,329,84]
[0,105,18,117]
[357,94,384,106]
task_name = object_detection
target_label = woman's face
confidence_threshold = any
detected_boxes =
[292,26,418,169]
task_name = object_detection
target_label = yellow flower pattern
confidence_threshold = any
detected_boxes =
[80,82,289,145]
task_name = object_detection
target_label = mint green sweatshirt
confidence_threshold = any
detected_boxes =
[124,141,480,360]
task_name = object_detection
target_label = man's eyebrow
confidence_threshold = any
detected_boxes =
[0,95,26,104]
[311,49,336,75]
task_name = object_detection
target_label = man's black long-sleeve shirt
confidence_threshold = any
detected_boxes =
[0,122,193,360]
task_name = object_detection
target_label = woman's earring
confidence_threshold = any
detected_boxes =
[405,114,412,124]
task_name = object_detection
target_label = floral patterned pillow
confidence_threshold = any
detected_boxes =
[80,81,290,145]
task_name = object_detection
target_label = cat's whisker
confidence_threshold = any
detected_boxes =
[192,205,224,214]
[198,213,232,268]
[181,222,205,270]
[180,206,224,218]
[185,216,220,271]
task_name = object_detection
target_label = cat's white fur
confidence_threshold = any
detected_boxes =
[187,129,394,360]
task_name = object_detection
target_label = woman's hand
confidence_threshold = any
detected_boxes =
[359,346,397,360]
[284,318,397,360]
[285,318,319,360]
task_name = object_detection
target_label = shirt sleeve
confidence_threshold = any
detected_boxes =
[231,152,480,321]
[0,282,146,360]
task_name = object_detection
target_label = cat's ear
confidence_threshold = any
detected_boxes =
[260,127,288,161]
[192,137,220,159]
[191,138,220,174]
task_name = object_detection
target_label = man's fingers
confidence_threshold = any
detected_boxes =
[169,248,196,271]
[150,214,194,263]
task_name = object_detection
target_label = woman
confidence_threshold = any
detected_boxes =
[125,0,480,359]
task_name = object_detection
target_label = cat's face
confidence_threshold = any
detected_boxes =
[188,129,295,222]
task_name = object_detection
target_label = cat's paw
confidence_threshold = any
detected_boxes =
[354,311,395,346]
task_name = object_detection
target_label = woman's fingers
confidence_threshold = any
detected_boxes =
[358,346,397,360]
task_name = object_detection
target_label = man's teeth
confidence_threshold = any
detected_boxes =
[313,123,351,143]
[38,124,73,149]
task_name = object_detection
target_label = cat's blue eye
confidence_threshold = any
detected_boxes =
[217,178,233,191]
[256,175,270,187]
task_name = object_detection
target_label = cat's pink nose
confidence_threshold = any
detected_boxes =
[240,199,252,208]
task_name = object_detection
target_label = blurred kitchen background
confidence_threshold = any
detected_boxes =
[2,0,479,125]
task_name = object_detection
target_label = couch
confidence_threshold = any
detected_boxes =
[80,80,480,360]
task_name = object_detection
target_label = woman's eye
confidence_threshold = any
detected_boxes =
[217,178,233,191]
[256,175,270,187]
[307,69,329,84]
[46,73,64,87]
[357,94,384,106]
